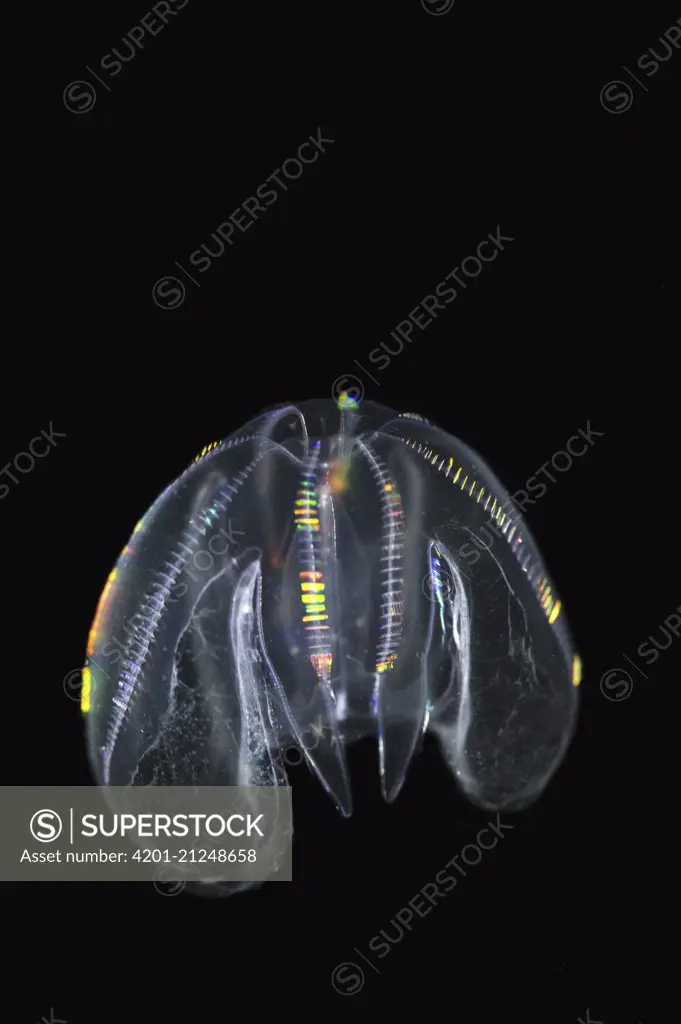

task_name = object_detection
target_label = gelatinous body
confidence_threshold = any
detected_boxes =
[83,398,580,884]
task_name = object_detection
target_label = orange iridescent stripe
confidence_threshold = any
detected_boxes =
[87,569,118,655]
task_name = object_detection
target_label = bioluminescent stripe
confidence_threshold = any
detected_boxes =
[87,568,118,657]
[80,665,92,713]
[376,652,397,674]
[431,548,447,635]
[356,440,405,676]
[400,435,564,629]
[193,439,223,464]
[310,651,333,673]
[295,458,333,679]
[99,434,263,780]
[398,412,431,423]
[572,654,582,686]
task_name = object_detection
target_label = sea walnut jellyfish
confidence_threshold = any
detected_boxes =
[81,397,580,881]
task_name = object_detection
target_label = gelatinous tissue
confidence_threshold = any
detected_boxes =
[82,396,581,892]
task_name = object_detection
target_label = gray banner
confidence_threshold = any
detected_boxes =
[1,786,292,882]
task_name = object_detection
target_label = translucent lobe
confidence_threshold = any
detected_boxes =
[83,398,580,847]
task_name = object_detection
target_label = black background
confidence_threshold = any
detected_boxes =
[5,0,680,1020]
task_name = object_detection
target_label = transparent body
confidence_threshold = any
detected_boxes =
[83,398,580,889]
